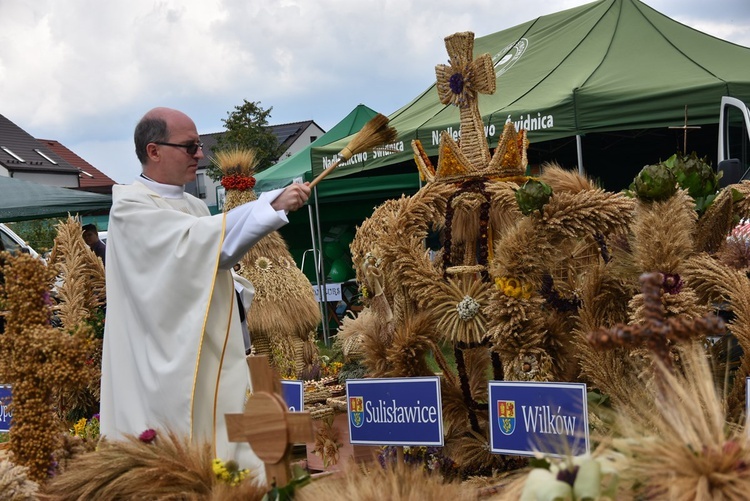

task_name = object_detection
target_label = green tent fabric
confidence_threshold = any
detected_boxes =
[254,104,379,192]
[311,0,750,179]
[0,176,112,222]
[312,172,420,203]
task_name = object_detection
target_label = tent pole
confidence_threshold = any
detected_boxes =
[576,135,584,175]
[312,185,330,346]
[307,202,328,346]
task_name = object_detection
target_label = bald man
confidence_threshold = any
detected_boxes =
[99,107,310,482]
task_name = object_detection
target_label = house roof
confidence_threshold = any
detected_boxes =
[197,120,323,169]
[197,132,222,170]
[38,139,117,194]
[0,114,79,176]
[271,120,318,151]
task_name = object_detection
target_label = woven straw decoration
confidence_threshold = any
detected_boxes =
[215,148,321,375]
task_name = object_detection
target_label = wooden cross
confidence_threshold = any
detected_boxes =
[587,272,725,368]
[226,355,313,488]
[669,105,701,153]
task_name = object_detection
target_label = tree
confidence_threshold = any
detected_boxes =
[10,218,61,254]
[205,100,282,182]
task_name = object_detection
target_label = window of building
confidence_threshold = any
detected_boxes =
[34,148,58,164]
[1,146,25,162]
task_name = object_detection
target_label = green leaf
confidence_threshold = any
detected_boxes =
[529,456,552,470]
[266,465,313,501]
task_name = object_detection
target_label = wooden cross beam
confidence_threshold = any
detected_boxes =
[587,272,725,368]
[669,105,701,154]
[226,355,313,488]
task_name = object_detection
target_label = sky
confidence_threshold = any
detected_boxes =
[1,0,749,184]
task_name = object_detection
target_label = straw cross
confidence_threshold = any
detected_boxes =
[226,355,313,488]
[436,32,497,168]
[435,32,496,108]
[587,272,725,368]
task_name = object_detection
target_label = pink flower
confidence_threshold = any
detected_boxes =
[139,429,157,443]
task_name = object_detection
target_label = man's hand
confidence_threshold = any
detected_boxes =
[271,182,311,212]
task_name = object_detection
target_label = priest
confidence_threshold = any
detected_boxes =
[99,107,310,482]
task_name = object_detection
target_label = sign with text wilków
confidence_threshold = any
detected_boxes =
[489,381,589,457]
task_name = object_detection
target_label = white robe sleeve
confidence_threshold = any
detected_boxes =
[219,189,288,269]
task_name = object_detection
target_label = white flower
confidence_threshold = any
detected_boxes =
[456,295,480,320]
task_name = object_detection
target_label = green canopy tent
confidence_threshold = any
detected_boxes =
[256,104,382,191]
[0,176,112,223]
[255,103,421,198]
[310,0,750,189]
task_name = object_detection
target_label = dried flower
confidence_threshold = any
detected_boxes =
[212,458,250,486]
[449,72,465,95]
[254,256,272,272]
[437,62,473,107]
[456,295,480,321]
[72,418,87,438]
[512,353,541,380]
[661,272,683,295]
[312,417,342,467]
[494,276,533,299]
[138,429,156,444]
[322,361,343,378]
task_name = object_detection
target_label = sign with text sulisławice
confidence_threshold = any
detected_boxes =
[346,377,443,446]
[488,381,589,457]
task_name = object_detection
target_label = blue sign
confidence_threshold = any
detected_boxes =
[488,381,589,457]
[346,377,443,446]
[281,380,304,412]
[0,385,11,432]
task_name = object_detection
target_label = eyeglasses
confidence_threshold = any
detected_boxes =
[153,141,204,155]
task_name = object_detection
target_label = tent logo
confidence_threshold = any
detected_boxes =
[494,38,528,77]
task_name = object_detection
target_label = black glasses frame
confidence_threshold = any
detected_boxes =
[153,141,204,155]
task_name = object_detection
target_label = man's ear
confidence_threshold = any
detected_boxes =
[146,143,161,162]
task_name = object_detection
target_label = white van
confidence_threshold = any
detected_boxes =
[0,223,41,259]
